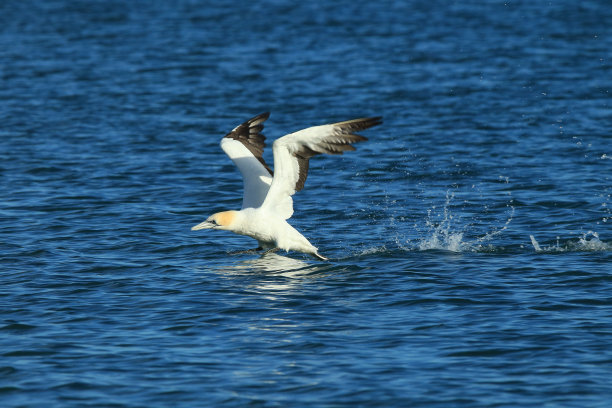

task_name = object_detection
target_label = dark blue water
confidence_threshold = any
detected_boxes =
[1,1,611,406]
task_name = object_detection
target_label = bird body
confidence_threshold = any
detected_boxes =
[192,112,381,260]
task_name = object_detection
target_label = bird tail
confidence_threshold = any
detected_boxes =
[312,252,329,261]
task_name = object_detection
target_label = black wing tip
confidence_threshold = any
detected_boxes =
[225,112,271,137]
[370,116,383,126]
[333,116,383,133]
[251,112,271,122]
[355,116,383,128]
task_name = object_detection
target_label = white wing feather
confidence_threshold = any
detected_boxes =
[221,138,272,209]
[261,117,381,219]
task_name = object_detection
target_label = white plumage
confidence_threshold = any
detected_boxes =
[192,112,381,260]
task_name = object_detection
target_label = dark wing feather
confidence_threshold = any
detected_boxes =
[292,116,382,191]
[223,112,273,176]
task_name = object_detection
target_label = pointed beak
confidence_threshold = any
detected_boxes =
[191,221,215,231]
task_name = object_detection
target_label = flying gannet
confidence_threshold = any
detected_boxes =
[192,112,382,260]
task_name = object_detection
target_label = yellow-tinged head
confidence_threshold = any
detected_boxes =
[191,211,238,231]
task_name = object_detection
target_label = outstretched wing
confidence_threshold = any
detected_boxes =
[261,116,382,219]
[221,112,274,209]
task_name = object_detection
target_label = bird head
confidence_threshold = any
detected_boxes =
[191,211,238,231]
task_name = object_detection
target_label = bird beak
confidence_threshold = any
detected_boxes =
[191,221,215,231]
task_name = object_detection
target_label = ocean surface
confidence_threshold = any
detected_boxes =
[1,1,611,406]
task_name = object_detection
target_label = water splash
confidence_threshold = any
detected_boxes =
[417,190,515,252]
[530,231,611,252]
[529,235,542,251]
[418,192,466,251]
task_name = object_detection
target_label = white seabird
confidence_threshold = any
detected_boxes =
[191,112,382,260]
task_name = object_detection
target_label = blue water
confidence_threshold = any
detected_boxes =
[1,1,611,406]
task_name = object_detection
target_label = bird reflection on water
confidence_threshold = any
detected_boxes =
[214,253,336,293]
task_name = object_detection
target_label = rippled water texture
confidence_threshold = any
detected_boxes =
[1,1,611,407]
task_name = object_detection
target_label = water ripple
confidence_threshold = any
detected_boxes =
[1,0,611,407]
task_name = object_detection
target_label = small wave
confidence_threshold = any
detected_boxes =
[530,231,611,252]
[356,245,389,256]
